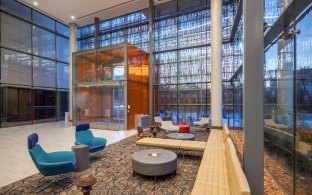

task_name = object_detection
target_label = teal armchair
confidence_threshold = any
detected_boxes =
[75,123,107,153]
[27,133,77,191]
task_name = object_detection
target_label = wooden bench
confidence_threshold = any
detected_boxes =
[192,124,250,195]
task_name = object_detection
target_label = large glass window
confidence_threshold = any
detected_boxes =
[32,10,55,31]
[264,0,293,26]
[57,63,69,89]
[56,22,69,37]
[33,89,56,122]
[0,0,69,128]
[57,91,68,120]
[1,49,32,86]
[56,36,69,62]
[32,26,56,59]
[1,0,31,20]
[1,13,32,53]
[264,34,295,194]
[1,87,32,127]
[33,57,56,87]
[294,10,312,194]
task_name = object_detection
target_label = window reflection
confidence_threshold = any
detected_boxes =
[264,33,295,194]
[295,10,312,194]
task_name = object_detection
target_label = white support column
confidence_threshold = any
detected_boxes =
[243,0,264,194]
[210,0,223,128]
[69,23,77,124]
[149,0,154,118]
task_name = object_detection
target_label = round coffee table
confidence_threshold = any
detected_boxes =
[167,132,195,140]
[132,149,177,180]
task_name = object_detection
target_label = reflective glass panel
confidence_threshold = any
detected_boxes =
[1,13,32,53]
[32,26,56,59]
[57,63,69,89]
[33,10,55,31]
[1,0,31,20]
[57,91,68,120]
[33,57,56,87]
[33,89,56,122]
[1,87,32,127]
[1,49,32,86]
[264,36,295,194]
[295,10,312,194]
[56,36,69,62]
[56,22,69,37]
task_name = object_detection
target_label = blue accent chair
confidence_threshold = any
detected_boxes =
[27,133,77,191]
[75,123,107,153]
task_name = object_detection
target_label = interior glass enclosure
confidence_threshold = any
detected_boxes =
[73,43,149,130]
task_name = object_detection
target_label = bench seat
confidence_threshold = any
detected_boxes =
[192,124,250,195]
[136,138,206,151]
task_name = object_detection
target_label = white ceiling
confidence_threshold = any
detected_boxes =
[18,0,172,27]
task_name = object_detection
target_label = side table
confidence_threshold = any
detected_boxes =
[72,145,90,172]
[76,176,97,195]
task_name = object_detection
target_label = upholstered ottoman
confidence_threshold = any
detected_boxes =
[178,124,190,133]
[132,149,177,180]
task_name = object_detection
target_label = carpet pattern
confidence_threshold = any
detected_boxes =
[0,129,208,195]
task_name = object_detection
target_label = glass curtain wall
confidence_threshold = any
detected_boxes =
[77,0,242,125]
[264,0,293,26]
[154,0,239,124]
[0,0,69,127]
[77,11,149,52]
[264,6,312,194]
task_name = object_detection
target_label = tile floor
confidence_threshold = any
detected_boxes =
[0,122,136,187]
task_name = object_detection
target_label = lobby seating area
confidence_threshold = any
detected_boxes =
[137,124,251,194]
[2,0,312,194]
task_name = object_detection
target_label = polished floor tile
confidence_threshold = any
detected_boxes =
[0,122,136,187]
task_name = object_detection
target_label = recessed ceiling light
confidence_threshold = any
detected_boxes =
[71,16,75,20]
[33,1,38,6]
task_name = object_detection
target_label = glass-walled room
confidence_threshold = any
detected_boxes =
[73,43,149,130]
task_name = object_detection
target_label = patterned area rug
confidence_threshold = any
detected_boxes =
[0,129,208,195]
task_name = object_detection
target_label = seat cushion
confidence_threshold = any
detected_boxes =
[159,139,183,149]
[136,138,164,147]
[89,144,106,153]
[180,141,206,151]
